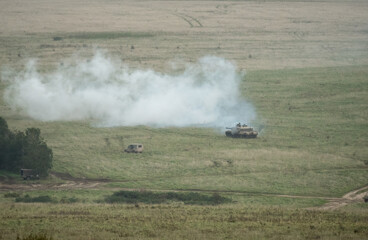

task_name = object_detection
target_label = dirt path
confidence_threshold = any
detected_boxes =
[1,173,367,210]
[309,186,368,211]
[0,180,103,191]
[0,172,109,191]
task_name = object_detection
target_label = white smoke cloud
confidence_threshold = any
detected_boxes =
[2,51,256,127]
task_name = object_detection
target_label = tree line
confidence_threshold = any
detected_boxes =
[0,117,52,177]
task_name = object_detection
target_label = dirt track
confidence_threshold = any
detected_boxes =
[1,172,366,210]
[309,186,368,210]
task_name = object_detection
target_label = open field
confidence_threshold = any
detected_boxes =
[0,0,368,239]
[1,0,368,71]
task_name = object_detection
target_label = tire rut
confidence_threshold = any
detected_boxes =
[173,12,202,28]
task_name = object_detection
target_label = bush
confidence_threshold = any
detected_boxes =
[3,192,21,198]
[60,197,79,203]
[52,36,62,41]
[104,190,231,205]
[15,194,54,203]
[14,194,80,203]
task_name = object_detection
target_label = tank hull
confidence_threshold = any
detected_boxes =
[225,130,258,138]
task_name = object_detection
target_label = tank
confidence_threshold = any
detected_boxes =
[225,123,258,138]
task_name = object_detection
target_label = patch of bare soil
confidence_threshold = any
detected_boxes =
[0,172,111,191]
[50,171,112,183]
[0,181,102,191]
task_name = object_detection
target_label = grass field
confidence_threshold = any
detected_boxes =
[1,202,368,240]
[0,0,368,239]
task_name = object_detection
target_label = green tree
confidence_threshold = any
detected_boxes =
[22,128,53,177]
[4,131,24,172]
[0,117,53,177]
[0,117,9,136]
[0,117,14,170]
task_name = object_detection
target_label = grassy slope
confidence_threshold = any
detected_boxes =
[2,65,367,198]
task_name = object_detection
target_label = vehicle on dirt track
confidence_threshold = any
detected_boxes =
[20,169,39,180]
[225,123,258,138]
[124,144,144,153]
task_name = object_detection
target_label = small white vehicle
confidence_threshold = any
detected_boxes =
[124,144,144,153]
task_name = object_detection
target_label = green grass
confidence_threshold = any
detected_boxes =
[245,66,367,155]
[0,170,19,179]
[0,202,367,240]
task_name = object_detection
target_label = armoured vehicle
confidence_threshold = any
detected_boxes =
[124,144,144,153]
[225,123,258,138]
[20,169,39,180]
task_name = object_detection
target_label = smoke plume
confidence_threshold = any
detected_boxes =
[2,51,256,127]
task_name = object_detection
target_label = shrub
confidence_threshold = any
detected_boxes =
[52,36,62,41]
[3,192,21,198]
[104,190,231,205]
[15,194,54,203]
[60,197,79,203]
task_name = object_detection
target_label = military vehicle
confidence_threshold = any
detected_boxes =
[124,144,144,153]
[20,169,39,180]
[225,123,258,138]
